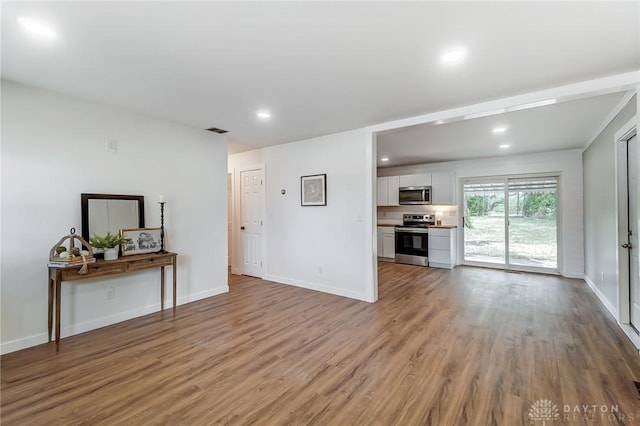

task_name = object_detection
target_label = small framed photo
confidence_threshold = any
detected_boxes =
[120,228,162,255]
[301,174,327,206]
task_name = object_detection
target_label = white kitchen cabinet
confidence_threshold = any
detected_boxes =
[382,227,395,259]
[376,178,386,206]
[431,172,455,205]
[376,176,399,206]
[399,173,431,188]
[387,176,399,205]
[377,226,396,259]
[428,227,457,269]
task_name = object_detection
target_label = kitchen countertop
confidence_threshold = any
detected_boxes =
[428,225,458,229]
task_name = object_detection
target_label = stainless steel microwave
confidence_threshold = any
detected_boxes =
[399,186,432,205]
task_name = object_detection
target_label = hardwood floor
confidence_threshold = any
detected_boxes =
[2,263,640,425]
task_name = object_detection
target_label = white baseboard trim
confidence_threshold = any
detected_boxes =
[584,275,618,319]
[429,262,454,270]
[620,324,640,351]
[563,272,584,279]
[177,286,229,304]
[0,286,229,355]
[263,274,372,303]
[582,278,640,352]
[0,333,49,355]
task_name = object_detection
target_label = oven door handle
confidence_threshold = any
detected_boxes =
[395,227,429,234]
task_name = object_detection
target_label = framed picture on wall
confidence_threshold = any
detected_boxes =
[120,228,162,255]
[301,174,327,206]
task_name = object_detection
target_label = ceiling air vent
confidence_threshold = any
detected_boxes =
[206,127,228,134]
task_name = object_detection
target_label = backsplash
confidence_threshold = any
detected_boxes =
[377,205,458,226]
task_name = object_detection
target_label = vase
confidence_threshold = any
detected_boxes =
[104,247,119,261]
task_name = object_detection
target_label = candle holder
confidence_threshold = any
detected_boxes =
[157,201,168,254]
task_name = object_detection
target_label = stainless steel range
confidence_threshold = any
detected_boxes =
[395,214,435,266]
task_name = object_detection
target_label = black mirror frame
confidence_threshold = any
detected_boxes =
[81,193,145,242]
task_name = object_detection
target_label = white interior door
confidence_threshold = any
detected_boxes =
[628,135,640,328]
[240,169,264,278]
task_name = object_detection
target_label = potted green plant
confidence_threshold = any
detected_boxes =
[90,232,126,261]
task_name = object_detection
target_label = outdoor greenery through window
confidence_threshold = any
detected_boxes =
[463,176,558,270]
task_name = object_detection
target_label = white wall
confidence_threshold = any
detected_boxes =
[583,98,636,315]
[228,128,376,302]
[378,149,585,278]
[1,81,229,353]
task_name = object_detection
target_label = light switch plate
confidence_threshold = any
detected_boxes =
[106,138,118,152]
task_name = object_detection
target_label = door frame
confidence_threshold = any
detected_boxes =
[231,164,266,277]
[460,173,561,274]
[228,172,232,267]
[615,116,637,325]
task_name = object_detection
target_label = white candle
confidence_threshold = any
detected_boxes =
[159,194,165,203]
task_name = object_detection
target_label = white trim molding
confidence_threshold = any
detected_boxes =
[0,286,228,355]
[371,71,640,134]
[584,90,637,151]
[584,275,619,319]
[264,274,372,303]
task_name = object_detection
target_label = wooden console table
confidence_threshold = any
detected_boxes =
[48,252,177,351]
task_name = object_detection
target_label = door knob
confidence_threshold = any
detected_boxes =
[622,243,633,249]
[240,226,245,230]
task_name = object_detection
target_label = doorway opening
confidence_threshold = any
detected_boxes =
[462,175,559,273]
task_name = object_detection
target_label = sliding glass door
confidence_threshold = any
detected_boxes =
[462,180,506,265]
[507,178,558,269]
[463,175,558,272]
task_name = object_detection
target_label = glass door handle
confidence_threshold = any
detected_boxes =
[622,243,633,249]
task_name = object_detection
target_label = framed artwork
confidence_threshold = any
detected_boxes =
[301,174,327,206]
[120,227,162,255]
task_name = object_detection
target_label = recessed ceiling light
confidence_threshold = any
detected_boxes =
[441,47,466,63]
[17,17,56,37]
[256,111,271,119]
[499,144,511,149]
[380,157,389,162]
[493,127,508,133]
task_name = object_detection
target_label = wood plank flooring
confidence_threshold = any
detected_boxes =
[2,263,640,425]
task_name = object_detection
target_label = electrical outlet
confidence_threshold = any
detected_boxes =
[601,272,605,283]
[106,287,115,300]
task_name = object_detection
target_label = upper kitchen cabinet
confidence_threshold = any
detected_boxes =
[377,176,399,206]
[399,173,431,188]
[431,172,455,205]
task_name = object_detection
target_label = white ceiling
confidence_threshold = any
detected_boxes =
[2,2,639,156]
[376,92,627,167]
